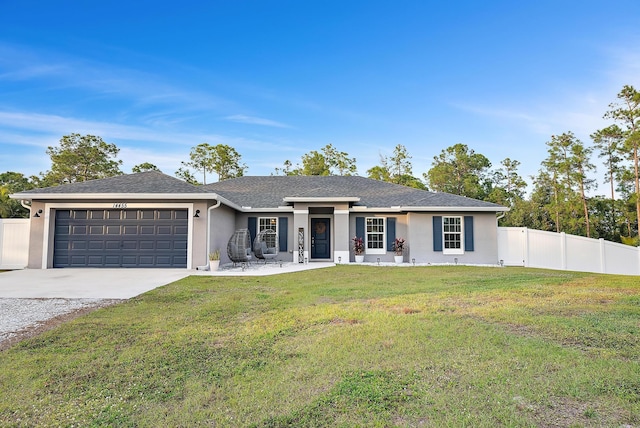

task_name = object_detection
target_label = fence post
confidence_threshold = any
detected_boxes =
[560,232,567,270]
[599,238,606,274]
[523,228,529,267]
[0,220,3,267]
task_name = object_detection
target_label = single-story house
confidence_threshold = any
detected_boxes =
[11,171,508,269]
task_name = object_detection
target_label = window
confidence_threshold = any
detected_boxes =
[443,216,463,255]
[258,217,278,234]
[366,217,385,254]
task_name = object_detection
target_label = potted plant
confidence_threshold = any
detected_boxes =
[352,236,364,263]
[208,249,221,271]
[393,237,405,264]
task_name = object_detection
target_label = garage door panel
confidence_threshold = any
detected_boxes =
[121,255,138,265]
[104,255,121,266]
[156,240,171,250]
[70,255,87,265]
[71,241,87,250]
[156,225,172,234]
[88,240,104,250]
[54,209,188,268]
[89,225,104,234]
[54,239,69,250]
[140,240,155,250]
[105,240,121,250]
[140,225,155,234]
[140,210,155,219]
[174,225,188,234]
[72,225,87,235]
[106,225,121,234]
[123,225,138,235]
[138,255,155,264]
[157,256,176,266]
[87,256,104,266]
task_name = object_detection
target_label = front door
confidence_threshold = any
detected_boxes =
[311,218,331,259]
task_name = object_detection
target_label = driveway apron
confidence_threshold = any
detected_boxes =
[0,269,191,299]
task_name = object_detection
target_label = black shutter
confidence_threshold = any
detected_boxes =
[355,217,364,240]
[464,216,474,251]
[433,216,443,252]
[386,217,396,251]
[248,217,257,245]
[278,217,288,251]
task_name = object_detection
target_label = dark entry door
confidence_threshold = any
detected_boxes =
[311,218,331,259]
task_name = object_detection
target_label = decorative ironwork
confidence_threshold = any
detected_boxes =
[298,227,304,263]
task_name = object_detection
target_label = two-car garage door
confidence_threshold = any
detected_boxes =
[54,209,188,268]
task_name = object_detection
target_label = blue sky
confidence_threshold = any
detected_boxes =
[1,1,639,192]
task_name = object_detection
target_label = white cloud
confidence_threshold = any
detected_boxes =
[223,114,293,128]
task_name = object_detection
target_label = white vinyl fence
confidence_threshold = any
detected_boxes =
[498,227,640,276]
[0,219,30,270]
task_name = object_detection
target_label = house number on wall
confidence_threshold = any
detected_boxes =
[112,203,128,209]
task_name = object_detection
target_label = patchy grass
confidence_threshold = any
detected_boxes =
[1,266,639,426]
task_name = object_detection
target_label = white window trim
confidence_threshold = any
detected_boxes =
[258,217,278,235]
[365,217,386,255]
[442,215,464,255]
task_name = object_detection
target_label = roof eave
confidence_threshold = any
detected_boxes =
[351,206,509,213]
[10,192,217,201]
[282,196,361,203]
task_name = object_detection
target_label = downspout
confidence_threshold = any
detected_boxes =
[20,200,32,213]
[207,199,222,256]
[197,199,222,270]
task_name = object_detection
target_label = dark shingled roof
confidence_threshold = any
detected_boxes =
[16,172,506,210]
[204,175,505,210]
[18,171,205,194]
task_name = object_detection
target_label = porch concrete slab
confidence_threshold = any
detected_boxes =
[0,269,192,299]
[194,262,336,276]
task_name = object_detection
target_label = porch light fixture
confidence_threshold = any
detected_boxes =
[33,209,42,218]
[194,209,200,218]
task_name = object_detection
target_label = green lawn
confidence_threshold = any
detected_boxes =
[1,266,639,427]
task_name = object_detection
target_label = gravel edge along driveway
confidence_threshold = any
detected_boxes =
[0,298,121,351]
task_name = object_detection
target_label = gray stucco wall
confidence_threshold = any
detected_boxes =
[349,214,409,263]
[27,201,46,268]
[407,212,499,264]
[208,204,239,265]
[234,212,294,262]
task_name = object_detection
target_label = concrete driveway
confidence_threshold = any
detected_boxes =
[0,269,192,299]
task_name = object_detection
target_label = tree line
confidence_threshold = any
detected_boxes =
[1,85,638,245]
